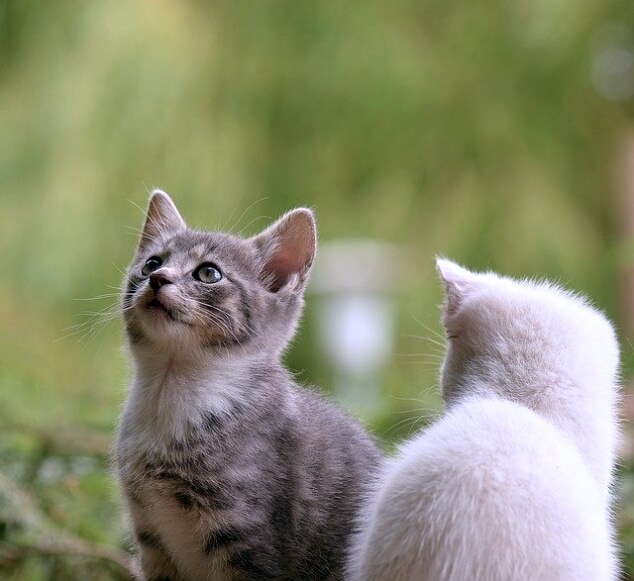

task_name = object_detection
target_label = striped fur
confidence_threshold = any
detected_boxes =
[116,191,383,580]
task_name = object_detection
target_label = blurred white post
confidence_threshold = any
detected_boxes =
[310,241,401,416]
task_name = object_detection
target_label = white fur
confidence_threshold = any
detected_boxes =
[348,259,620,581]
[119,347,253,457]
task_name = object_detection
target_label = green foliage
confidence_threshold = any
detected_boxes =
[1,0,633,577]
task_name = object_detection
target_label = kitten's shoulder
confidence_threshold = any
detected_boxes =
[396,397,583,480]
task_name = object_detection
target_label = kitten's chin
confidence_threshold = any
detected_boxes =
[131,301,194,343]
[134,308,230,352]
[130,299,248,352]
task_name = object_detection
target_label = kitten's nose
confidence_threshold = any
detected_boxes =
[149,272,173,292]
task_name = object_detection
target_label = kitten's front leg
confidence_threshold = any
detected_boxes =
[135,529,181,581]
[127,496,181,581]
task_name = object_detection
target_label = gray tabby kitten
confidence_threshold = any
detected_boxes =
[115,190,383,581]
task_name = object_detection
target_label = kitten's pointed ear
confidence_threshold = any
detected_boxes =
[251,208,317,293]
[139,190,186,250]
[436,258,476,317]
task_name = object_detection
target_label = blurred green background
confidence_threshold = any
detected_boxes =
[2,0,634,578]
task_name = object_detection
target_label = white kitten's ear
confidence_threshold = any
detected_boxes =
[251,208,317,293]
[139,189,186,250]
[436,258,476,317]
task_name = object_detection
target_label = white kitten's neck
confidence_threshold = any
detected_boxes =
[456,362,618,499]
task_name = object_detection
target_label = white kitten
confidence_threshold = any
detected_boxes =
[347,259,621,581]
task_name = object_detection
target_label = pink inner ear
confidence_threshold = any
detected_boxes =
[264,249,300,292]
[256,208,316,292]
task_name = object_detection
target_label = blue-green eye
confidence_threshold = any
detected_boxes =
[141,256,162,276]
[194,263,222,284]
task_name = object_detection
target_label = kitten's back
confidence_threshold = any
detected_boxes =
[349,397,614,581]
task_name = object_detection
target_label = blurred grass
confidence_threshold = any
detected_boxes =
[1,0,634,577]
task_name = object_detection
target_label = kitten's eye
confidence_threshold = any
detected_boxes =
[194,263,222,284]
[141,256,163,277]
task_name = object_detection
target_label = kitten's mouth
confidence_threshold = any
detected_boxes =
[145,298,187,325]
[147,298,166,311]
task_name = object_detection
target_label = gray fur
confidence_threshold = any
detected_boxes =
[115,190,383,580]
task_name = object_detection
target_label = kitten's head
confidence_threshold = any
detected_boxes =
[436,258,619,407]
[122,190,316,358]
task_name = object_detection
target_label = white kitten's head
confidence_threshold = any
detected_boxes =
[436,258,619,408]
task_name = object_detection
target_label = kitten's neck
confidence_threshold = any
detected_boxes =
[122,344,281,453]
[452,372,618,496]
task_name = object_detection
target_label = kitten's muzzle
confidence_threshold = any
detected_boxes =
[150,272,173,292]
